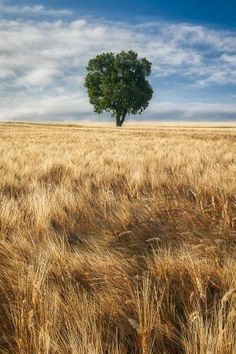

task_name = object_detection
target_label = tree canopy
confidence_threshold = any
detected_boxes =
[84,50,153,126]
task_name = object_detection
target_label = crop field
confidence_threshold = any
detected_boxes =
[0,122,235,354]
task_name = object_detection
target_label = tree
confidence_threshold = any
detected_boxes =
[84,50,153,126]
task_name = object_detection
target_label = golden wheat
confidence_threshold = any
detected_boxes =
[0,122,235,353]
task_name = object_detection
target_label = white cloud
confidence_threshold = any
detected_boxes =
[0,3,73,17]
[222,54,236,64]
[0,2,235,121]
[16,68,62,86]
[1,95,235,122]
[1,16,235,89]
[0,95,91,121]
[148,101,236,120]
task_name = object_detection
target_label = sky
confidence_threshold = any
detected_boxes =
[0,0,236,122]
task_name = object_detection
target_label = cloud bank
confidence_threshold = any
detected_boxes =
[0,2,236,121]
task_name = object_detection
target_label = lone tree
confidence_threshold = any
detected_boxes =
[84,50,153,126]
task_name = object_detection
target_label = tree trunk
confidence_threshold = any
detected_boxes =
[116,114,126,127]
[116,115,122,126]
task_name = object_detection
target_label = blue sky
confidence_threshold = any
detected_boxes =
[0,0,236,121]
[10,0,236,27]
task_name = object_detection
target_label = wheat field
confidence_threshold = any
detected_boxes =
[0,122,235,354]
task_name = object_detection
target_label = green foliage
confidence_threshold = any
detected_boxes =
[84,50,153,126]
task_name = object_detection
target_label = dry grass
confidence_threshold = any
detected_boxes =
[0,122,235,353]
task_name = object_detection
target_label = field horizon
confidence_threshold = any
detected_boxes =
[1,121,236,128]
[0,123,235,353]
